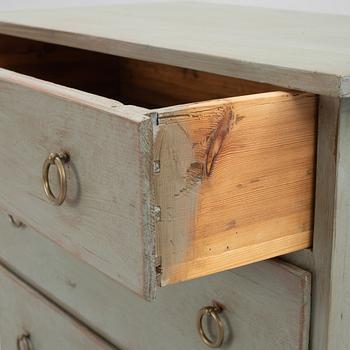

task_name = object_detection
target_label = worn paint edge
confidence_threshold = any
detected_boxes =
[138,116,157,301]
[162,230,312,285]
[0,21,344,97]
[340,76,350,97]
[0,68,147,124]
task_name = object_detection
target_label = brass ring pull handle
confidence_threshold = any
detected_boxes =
[42,152,69,206]
[8,214,23,228]
[197,304,224,348]
[17,333,33,350]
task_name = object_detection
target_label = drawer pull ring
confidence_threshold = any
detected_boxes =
[197,303,224,348]
[42,152,69,206]
[17,333,33,350]
[8,214,23,228]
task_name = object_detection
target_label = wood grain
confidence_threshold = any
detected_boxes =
[0,34,282,109]
[0,262,117,350]
[0,212,311,350]
[0,68,156,300]
[0,3,348,96]
[153,91,317,285]
[116,57,282,108]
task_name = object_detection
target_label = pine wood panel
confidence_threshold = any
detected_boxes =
[0,212,311,350]
[0,262,117,350]
[154,91,316,285]
[0,68,156,300]
[117,57,282,108]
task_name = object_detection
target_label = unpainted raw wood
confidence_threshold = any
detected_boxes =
[0,211,311,350]
[0,68,156,300]
[154,91,316,285]
[117,57,282,108]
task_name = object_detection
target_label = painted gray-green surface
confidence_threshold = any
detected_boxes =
[0,3,349,96]
[0,212,310,350]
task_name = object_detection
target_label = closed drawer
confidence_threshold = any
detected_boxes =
[0,263,116,350]
[0,37,316,299]
[0,212,311,350]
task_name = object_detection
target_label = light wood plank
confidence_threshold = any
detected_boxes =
[0,68,156,300]
[0,212,311,350]
[0,3,348,95]
[153,91,316,285]
[116,57,283,108]
[0,263,117,350]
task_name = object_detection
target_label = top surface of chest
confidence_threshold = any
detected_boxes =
[0,2,349,96]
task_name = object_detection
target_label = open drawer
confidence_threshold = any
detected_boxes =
[0,35,316,300]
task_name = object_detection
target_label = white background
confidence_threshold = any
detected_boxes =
[0,0,349,15]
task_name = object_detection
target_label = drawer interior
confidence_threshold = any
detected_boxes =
[0,33,282,108]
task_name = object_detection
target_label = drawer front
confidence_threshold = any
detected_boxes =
[0,263,117,350]
[0,68,156,299]
[0,212,311,350]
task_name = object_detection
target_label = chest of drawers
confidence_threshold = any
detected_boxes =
[0,3,349,350]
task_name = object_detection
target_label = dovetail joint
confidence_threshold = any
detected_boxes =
[154,206,161,222]
[153,160,160,173]
[155,256,162,282]
[155,256,162,271]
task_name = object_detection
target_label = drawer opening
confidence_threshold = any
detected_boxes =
[0,33,284,109]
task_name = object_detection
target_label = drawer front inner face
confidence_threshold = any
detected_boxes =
[0,263,117,350]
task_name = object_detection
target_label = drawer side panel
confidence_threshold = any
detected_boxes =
[154,91,316,285]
